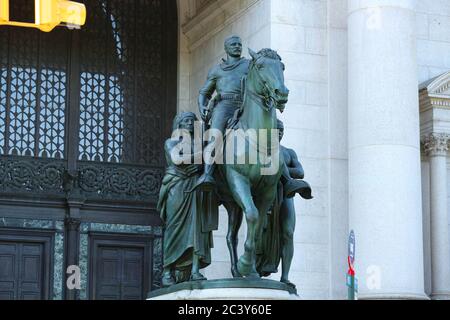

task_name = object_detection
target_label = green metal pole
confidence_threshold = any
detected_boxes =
[348,274,355,300]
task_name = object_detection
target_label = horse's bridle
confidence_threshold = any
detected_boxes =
[246,57,284,113]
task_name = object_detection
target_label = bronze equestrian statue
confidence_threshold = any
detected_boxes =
[158,37,312,288]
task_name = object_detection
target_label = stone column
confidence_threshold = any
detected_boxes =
[423,134,450,300]
[64,216,81,300]
[348,0,427,299]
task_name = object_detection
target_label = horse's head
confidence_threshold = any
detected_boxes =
[248,48,289,112]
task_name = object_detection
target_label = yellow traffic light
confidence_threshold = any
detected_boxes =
[0,0,86,32]
[0,0,8,24]
[38,0,86,32]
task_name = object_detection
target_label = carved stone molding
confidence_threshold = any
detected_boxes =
[422,133,450,157]
[182,0,259,50]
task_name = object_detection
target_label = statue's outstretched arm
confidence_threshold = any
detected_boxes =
[288,149,305,180]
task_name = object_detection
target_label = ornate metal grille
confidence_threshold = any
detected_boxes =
[78,0,164,165]
[0,0,177,202]
[0,1,68,159]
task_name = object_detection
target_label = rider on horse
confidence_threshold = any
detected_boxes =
[194,35,250,190]
[193,35,306,197]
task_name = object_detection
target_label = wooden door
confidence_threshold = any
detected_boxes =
[95,246,144,300]
[0,233,51,300]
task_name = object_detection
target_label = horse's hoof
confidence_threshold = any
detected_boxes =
[237,257,252,276]
[238,257,260,279]
[231,268,243,278]
[190,272,207,282]
[246,272,261,280]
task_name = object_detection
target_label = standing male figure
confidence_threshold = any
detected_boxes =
[194,35,250,190]
[257,120,312,288]
[278,120,312,286]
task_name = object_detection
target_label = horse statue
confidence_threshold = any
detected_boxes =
[215,48,289,278]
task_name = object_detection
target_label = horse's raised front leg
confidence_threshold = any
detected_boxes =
[226,169,259,278]
[223,201,243,278]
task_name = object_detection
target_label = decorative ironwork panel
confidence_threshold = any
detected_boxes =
[38,28,69,160]
[78,0,108,162]
[79,71,106,162]
[77,162,163,202]
[78,0,164,165]
[7,17,39,157]
[0,0,69,158]
[135,0,164,166]
[0,29,7,150]
[0,156,66,195]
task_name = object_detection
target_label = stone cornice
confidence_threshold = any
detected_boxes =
[420,93,450,113]
[421,133,450,157]
[181,0,260,50]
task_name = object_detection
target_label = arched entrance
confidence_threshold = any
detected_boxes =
[0,0,178,300]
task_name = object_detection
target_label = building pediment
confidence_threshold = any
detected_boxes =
[421,71,450,95]
[420,71,450,97]
[420,71,450,138]
[420,71,450,113]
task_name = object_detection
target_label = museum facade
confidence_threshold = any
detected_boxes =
[1,0,450,300]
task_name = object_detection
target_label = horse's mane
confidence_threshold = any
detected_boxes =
[256,48,282,61]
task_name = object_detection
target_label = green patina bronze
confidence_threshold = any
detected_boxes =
[216,47,288,279]
[157,37,313,294]
[256,120,312,289]
[158,112,218,287]
[195,35,251,189]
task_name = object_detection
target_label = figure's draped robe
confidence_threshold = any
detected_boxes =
[158,164,218,276]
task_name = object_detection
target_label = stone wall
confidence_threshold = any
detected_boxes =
[269,0,330,300]
[417,0,450,83]
[327,0,348,300]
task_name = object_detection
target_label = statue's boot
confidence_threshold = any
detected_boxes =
[162,272,176,287]
[190,272,207,282]
[284,179,313,199]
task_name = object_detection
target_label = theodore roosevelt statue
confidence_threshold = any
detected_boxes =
[193,35,250,190]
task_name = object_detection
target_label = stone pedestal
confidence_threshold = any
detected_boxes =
[147,279,300,300]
